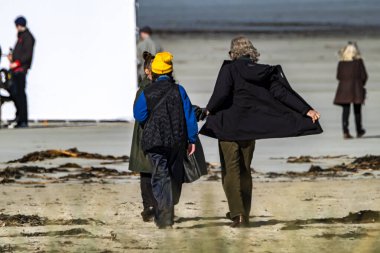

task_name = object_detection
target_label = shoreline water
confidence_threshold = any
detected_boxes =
[151,25,380,36]
[137,0,380,35]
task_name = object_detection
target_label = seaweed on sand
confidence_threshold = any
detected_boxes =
[266,155,380,178]
[280,210,380,230]
[0,213,105,227]
[7,148,129,163]
[21,228,92,237]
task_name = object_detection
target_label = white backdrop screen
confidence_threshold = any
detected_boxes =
[0,0,137,120]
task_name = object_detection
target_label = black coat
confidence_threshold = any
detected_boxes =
[129,79,208,180]
[334,59,367,105]
[12,29,35,73]
[200,58,323,140]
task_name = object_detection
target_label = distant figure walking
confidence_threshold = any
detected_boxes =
[136,26,163,82]
[333,42,367,139]
[8,16,35,128]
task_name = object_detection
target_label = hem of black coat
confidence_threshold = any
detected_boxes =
[199,127,323,141]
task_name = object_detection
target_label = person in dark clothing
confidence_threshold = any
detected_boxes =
[199,36,322,228]
[334,42,367,139]
[130,52,207,223]
[7,16,35,128]
[130,52,157,222]
[136,26,163,82]
[134,52,198,229]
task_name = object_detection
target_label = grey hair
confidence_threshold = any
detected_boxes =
[229,36,260,62]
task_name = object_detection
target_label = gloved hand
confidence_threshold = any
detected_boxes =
[193,105,208,122]
[198,108,208,121]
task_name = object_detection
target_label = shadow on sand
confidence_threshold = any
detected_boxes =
[176,210,380,230]
[361,135,380,139]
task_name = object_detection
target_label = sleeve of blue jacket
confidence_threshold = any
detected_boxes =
[133,91,148,123]
[179,85,198,144]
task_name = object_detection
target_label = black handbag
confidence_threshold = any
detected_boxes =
[183,137,208,183]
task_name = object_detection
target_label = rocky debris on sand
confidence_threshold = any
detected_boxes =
[21,228,92,237]
[0,167,24,178]
[0,178,16,184]
[287,156,312,163]
[0,213,105,227]
[0,163,137,184]
[286,155,349,163]
[0,244,16,252]
[0,213,47,226]
[352,155,380,169]
[7,147,129,163]
[280,210,380,230]
[58,163,82,169]
[313,230,368,239]
[266,155,380,178]
[59,167,134,180]
[251,210,380,230]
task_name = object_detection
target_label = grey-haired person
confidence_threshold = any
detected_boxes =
[200,36,322,227]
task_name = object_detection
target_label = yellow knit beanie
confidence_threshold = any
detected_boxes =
[152,52,173,74]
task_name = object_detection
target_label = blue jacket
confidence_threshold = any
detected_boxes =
[134,76,198,144]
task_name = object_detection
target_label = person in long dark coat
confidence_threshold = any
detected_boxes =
[130,52,157,222]
[199,36,322,228]
[333,42,367,139]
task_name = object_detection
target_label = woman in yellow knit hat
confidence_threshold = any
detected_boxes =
[134,51,198,228]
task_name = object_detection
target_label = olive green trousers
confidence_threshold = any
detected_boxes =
[219,140,255,219]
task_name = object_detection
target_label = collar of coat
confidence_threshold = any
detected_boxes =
[17,29,29,38]
[156,75,171,81]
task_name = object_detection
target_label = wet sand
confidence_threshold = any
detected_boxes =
[1,34,380,252]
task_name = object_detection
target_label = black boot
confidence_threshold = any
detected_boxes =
[354,104,365,138]
[141,206,155,222]
[343,132,353,139]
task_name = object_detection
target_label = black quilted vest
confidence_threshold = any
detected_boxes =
[141,78,187,152]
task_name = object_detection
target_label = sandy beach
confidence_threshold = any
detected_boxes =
[1,33,380,252]
[0,153,380,252]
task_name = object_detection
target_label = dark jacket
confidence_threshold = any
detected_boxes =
[333,59,367,105]
[129,78,152,173]
[12,29,35,73]
[130,78,207,179]
[134,76,198,152]
[200,58,323,140]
